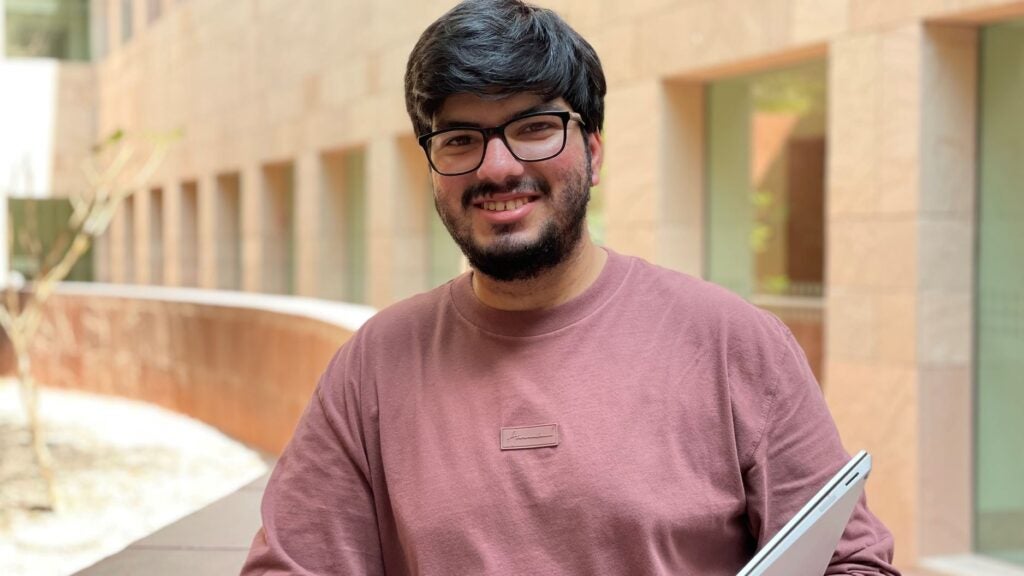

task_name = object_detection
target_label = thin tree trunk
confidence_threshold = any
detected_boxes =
[0,131,172,513]
[14,339,59,511]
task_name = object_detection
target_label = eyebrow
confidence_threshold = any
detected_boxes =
[433,99,565,131]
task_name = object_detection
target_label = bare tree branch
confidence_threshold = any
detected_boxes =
[2,128,177,511]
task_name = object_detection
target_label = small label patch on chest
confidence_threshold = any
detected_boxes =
[500,424,559,450]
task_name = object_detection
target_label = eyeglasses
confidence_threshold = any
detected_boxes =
[417,110,586,176]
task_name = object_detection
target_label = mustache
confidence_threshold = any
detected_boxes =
[461,177,551,209]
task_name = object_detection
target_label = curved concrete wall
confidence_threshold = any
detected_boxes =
[14,283,374,454]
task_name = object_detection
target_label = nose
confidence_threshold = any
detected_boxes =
[475,136,525,182]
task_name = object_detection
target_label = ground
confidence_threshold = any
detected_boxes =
[0,379,268,576]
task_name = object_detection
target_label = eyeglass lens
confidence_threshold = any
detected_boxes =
[426,114,568,175]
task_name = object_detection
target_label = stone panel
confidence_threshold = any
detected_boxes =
[828,217,918,291]
[825,360,919,562]
[918,366,974,556]
[790,0,850,45]
[918,218,974,294]
[922,27,978,216]
[849,0,920,30]
[604,81,661,240]
[918,292,972,368]
[828,32,883,216]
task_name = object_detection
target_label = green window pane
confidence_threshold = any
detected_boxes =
[4,0,90,61]
[976,18,1024,567]
[705,60,827,381]
[9,198,93,281]
[705,60,827,299]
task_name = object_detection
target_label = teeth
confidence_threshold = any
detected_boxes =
[482,198,528,211]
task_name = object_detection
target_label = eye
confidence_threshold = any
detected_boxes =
[512,118,560,139]
[438,131,481,149]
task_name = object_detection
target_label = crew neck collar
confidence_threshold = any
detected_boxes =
[448,248,631,338]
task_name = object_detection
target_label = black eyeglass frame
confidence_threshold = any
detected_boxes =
[417,110,586,176]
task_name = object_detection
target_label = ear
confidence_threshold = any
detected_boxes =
[587,131,604,187]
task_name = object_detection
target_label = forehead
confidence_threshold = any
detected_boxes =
[434,93,568,127]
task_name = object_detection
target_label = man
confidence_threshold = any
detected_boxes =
[242,1,900,574]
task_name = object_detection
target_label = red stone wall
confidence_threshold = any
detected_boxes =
[8,293,355,455]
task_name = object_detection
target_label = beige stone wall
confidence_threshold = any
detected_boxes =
[824,23,982,563]
[82,0,1024,570]
[51,63,98,199]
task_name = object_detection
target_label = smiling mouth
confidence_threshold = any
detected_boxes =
[479,197,537,212]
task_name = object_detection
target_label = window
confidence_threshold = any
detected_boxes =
[120,0,133,43]
[427,183,462,288]
[180,181,198,287]
[321,149,368,302]
[342,151,367,303]
[705,60,828,380]
[122,194,136,283]
[262,163,296,295]
[3,0,90,60]
[148,187,164,284]
[7,198,93,281]
[397,136,461,292]
[976,18,1024,567]
[215,173,242,290]
[91,0,106,59]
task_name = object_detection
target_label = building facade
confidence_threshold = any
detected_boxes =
[5,0,1024,572]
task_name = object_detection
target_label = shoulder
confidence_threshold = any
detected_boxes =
[615,252,783,340]
[361,277,460,339]
[319,277,460,387]
[613,251,801,392]
[611,253,812,462]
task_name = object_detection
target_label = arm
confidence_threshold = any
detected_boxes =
[241,342,385,576]
[741,314,901,576]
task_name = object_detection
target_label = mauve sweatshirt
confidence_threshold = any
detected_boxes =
[242,249,900,575]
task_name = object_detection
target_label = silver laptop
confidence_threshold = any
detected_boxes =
[737,450,871,576]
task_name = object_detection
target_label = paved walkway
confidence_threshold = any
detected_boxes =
[73,472,268,575]
[71,469,972,576]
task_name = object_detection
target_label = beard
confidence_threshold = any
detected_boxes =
[434,150,592,283]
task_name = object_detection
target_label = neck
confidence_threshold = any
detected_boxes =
[470,234,607,311]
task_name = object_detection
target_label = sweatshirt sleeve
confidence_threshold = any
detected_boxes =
[741,313,901,576]
[240,340,385,576]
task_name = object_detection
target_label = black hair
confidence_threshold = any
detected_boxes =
[405,0,606,137]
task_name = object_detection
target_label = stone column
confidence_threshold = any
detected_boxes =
[915,24,977,559]
[197,174,218,289]
[825,23,977,564]
[658,81,705,275]
[605,79,704,276]
[605,80,662,263]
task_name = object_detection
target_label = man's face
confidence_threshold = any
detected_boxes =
[429,93,603,282]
